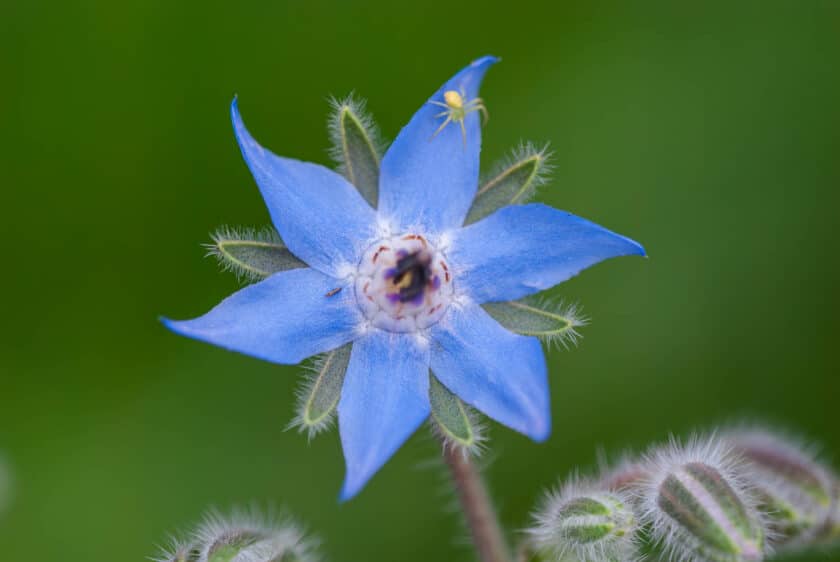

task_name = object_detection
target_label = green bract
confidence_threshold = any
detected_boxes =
[429,372,483,452]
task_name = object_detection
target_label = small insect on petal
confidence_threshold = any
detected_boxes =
[325,287,342,297]
[444,90,464,109]
[429,89,489,146]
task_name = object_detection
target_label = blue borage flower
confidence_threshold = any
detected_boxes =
[164,56,645,500]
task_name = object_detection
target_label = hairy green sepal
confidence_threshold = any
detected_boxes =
[465,143,551,225]
[482,298,583,346]
[429,372,480,450]
[328,95,382,207]
[208,544,244,562]
[207,227,306,281]
[293,344,352,438]
[658,462,764,560]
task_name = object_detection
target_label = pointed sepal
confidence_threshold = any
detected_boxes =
[429,371,484,453]
[328,94,384,208]
[482,297,586,348]
[465,142,552,225]
[206,227,306,281]
[289,344,352,439]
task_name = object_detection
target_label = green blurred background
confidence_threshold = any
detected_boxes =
[2,1,838,560]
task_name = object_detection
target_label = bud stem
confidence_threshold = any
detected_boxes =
[442,443,511,562]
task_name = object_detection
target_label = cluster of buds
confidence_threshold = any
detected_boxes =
[526,428,839,562]
[153,508,320,562]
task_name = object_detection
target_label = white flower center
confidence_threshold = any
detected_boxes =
[354,233,454,333]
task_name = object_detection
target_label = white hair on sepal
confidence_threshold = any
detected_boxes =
[595,448,652,496]
[190,505,319,562]
[150,536,198,562]
[638,433,773,562]
[527,474,642,562]
[479,140,555,203]
[529,296,588,350]
[326,92,388,169]
[720,424,836,549]
[193,506,271,562]
[286,347,350,441]
[203,226,284,282]
[481,295,587,350]
[232,526,321,562]
[429,403,488,460]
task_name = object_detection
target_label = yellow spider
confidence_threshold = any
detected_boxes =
[429,89,488,145]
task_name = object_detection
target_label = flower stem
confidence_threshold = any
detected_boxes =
[442,445,511,562]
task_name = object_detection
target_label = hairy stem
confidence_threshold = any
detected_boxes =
[442,445,511,562]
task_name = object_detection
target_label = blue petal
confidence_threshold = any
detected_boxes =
[338,330,430,500]
[430,304,550,441]
[163,268,361,364]
[450,203,646,303]
[232,99,377,277]
[378,56,498,234]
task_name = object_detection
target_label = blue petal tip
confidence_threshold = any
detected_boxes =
[338,478,361,502]
[632,240,647,257]
[471,55,500,67]
[159,316,187,336]
[531,426,551,443]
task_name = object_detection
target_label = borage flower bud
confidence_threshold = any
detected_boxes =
[725,428,834,547]
[154,508,319,562]
[813,477,840,546]
[597,456,651,494]
[528,481,638,562]
[642,436,766,562]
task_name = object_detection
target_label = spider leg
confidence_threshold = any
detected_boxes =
[464,99,489,125]
[478,103,489,125]
[429,101,449,108]
[430,115,453,140]
[435,111,450,118]
[459,119,467,147]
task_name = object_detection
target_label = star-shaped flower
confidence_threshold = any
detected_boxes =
[164,56,644,500]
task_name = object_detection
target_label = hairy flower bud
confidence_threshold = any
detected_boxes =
[641,436,766,562]
[725,428,834,548]
[528,481,638,562]
[597,456,651,494]
[154,508,319,562]
[814,478,840,545]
